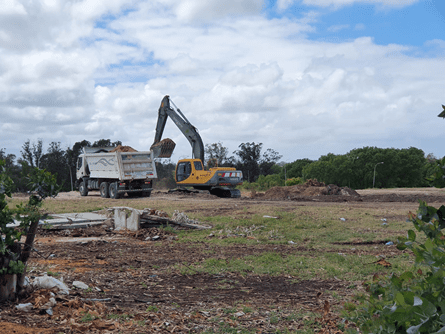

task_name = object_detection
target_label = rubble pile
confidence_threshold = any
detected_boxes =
[253,179,360,200]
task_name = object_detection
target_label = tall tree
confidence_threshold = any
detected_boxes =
[205,142,235,168]
[40,142,70,191]
[21,139,43,168]
[259,148,282,176]
[234,142,263,182]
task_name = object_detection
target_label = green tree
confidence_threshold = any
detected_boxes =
[40,142,71,191]
[0,160,60,300]
[234,142,263,182]
[259,148,282,176]
[281,159,314,180]
[302,147,428,189]
[21,139,43,168]
[205,142,235,168]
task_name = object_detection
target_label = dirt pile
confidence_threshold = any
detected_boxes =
[254,179,360,200]
[109,145,138,152]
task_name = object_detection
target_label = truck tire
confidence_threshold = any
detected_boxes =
[142,191,152,198]
[109,182,121,199]
[79,180,88,196]
[100,182,109,198]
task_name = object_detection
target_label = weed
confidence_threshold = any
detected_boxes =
[146,305,158,312]
[80,312,95,322]
[46,271,60,277]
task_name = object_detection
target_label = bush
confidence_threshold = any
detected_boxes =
[348,200,445,333]
[285,177,303,186]
[256,174,284,190]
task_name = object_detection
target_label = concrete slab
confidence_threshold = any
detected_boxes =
[7,212,108,229]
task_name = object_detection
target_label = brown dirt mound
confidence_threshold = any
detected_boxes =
[257,179,360,200]
[302,186,328,196]
[109,145,138,152]
[303,179,325,187]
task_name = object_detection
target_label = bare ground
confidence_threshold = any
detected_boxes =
[2,188,444,333]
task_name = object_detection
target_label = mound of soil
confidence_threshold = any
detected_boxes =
[109,145,138,152]
[256,179,360,200]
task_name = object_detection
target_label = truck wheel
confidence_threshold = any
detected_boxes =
[142,191,152,198]
[100,182,109,198]
[109,182,121,199]
[79,180,88,196]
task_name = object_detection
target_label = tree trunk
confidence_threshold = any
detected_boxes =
[17,219,39,294]
[0,274,16,302]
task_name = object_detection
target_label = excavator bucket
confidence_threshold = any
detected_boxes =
[151,138,176,158]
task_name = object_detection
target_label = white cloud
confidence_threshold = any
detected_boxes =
[0,0,27,15]
[0,0,444,163]
[327,24,350,32]
[304,0,419,8]
[174,0,263,22]
[278,0,419,10]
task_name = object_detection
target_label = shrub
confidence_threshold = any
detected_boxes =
[348,200,445,333]
[285,177,303,186]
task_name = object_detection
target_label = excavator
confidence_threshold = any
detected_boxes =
[150,95,243,198]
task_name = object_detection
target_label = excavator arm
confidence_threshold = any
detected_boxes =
[151,95,205,162]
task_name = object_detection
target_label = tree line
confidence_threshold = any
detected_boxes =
[0,139,282,192]
[280,147,437,189]
[0,139,440,192]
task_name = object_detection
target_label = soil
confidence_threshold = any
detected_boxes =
[109,145,138,153]
[3,186,445,333]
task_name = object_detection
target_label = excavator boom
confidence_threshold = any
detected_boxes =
[151,96,204,162]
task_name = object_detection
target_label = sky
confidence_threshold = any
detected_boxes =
[1,0,445,164]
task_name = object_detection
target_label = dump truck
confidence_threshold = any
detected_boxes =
[150,95,243,198]
[75,147,157,199]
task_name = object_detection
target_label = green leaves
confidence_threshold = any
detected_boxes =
[349,200,445,333]
[0,160,60,275]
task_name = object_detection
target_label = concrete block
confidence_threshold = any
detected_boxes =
[114,209,127,231]
[127,211,140,231]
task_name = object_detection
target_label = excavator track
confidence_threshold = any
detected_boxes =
[210,188,241,198]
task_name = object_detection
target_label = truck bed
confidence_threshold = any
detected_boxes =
[85,151,157,180]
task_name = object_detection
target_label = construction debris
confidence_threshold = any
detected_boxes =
[252,179,360,200]
[108,207,211,231]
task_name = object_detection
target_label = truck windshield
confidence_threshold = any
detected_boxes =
[77,157,82,170]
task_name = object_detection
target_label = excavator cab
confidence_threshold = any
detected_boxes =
[176,160,191,182]
[175,159,204,182]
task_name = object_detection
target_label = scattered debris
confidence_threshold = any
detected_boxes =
[375,258,392,267]
[16,303,33,312]
[33,275,70,295]
[73,281,89,290]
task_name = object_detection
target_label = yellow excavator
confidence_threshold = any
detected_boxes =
[150,95,243,198]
